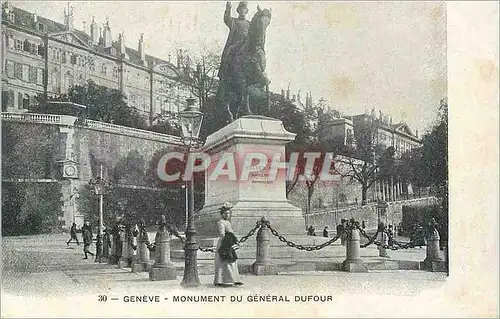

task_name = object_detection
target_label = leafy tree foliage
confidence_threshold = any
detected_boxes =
[31,80,148,129]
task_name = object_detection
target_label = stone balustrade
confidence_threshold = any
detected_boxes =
[1,112,77,126]
[2,112,183,145]
[84,119,183,145]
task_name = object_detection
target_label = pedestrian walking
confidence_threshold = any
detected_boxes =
[66,222,80,246]
[339,219,347,246]
[82,221,95,259]
[214,202,243,287]
[323,226,329,238]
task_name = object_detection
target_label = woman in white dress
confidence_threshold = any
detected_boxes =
[214,202,243,287]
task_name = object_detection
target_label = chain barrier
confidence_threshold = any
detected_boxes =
[357,227,381,248]
[355,224,426,250]
[198,220,263,253]
[265,223,341,251]
[166,225,186,244]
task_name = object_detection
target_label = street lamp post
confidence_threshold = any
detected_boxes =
[179,97,204,287]
[89,164,107,263]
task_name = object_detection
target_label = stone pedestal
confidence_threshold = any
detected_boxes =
[131,231,153,273]
[117,229,130,268]
[378,232,390,258]
[342,228,367,273]
[149,220,177,281]
[252,218,278,276]
[422,228,446,272]
[196,116,305,238]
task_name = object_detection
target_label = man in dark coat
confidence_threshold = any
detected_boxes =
[82,221,95,259]
[66,222,80,246]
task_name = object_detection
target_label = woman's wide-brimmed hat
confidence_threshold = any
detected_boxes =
[220,201,233,213]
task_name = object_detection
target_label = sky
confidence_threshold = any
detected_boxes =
[10,1,447,134]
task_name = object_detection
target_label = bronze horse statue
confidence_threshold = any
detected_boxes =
[216,6,272,122]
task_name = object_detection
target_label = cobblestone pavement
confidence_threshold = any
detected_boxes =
[1,233,480,318]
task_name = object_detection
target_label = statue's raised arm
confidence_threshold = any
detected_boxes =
[224,2,232,27]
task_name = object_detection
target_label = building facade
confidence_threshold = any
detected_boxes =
[1,3,192,123]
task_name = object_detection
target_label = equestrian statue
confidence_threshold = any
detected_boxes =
[216,1,272,122]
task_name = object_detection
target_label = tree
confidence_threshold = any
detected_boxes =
[31,80,148,129]
[404,98,448,247]
[181,49,221,113]
[335,116,393,205]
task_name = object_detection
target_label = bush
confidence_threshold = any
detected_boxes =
[2,182,63,236]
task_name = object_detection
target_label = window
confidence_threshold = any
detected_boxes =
[22,65,29,82]
[18,92,23,109]
[62,52,67,64]
[9,13,15,22]
[71,54,77,65]
[15,39,23,50]
[14,63,23,80]
[23,39,30,52]
[22,94,30,109]
[30,43,37,54]
[38,23,45,33]
[37,69,44,85]
[112,67,118,79]
[2,90,12,111]
[65,71,73,90]
[101,64,107,76]
[346,129,353,145]
[56,49,60,61]
[29,66,36,82]
[6,60,15,78]
[7,35,14,48]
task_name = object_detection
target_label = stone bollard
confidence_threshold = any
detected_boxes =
[109,223,121,265]
[101,228,111,263]
[127,224,138,265]
[252,217,278,275]
[132,220,153,273]
[149,215,177,281]
[378,232,390,258]
[117,225,130,268]
[342,222,367,272]
[109,232,116,264]
[422,227,446,272]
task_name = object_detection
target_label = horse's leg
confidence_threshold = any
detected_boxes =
[221,81,234,123]
[243,81,252,115]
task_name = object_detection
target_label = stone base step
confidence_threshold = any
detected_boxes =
[170,244,381,261]
[150,258,422,276]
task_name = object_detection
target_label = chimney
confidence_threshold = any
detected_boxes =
[281,89,285,97]
[286,86,290,100]
[103,19,112,48]
[118,32,125,56]
[98,27,103,46]
[416,129,419,138]
[90,17,99,44]
[168,53,172,63]
[33,13,38,23]
[297,90,301,103]
[138,33,146,65]
[177,49,183,68]
[64,4,74,31]
[306,92,312,109]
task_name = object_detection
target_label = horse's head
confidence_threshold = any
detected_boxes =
[249,5,272,41]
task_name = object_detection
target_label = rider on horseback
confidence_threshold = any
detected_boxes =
[218,2,250,81]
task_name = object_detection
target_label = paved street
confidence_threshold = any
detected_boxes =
[0,233,473,318]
